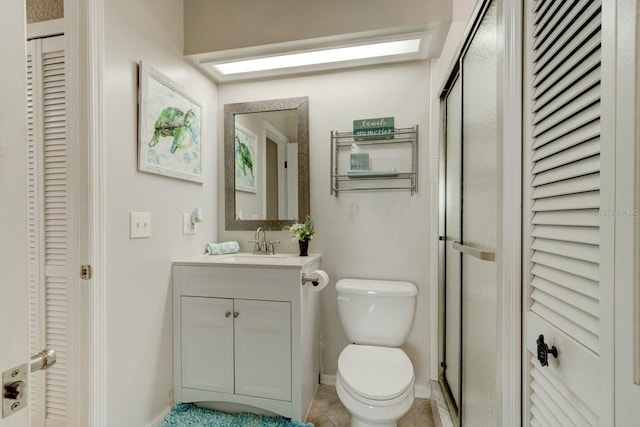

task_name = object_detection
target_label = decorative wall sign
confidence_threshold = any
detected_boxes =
[138,62,203,183]
[234,123,257,193]
[353,117,395,140]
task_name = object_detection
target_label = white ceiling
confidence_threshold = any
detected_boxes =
[183,0,453,82]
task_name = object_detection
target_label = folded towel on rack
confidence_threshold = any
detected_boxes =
[205,241,240,255]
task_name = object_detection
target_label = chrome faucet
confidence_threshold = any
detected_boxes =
[250,227,279,255]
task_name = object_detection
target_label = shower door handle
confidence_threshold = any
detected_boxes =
[452,241,496,262]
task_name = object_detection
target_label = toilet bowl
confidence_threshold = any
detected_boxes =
[336,345,414,427]
[335,279,418,427]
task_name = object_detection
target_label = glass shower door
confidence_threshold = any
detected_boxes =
[440,1,498,426]
[460,2,497,426]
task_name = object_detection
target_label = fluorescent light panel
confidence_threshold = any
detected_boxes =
[213,38,422,75]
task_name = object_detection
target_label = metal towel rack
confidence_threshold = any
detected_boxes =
[452,241,496,262]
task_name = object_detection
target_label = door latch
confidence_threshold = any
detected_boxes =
[2,364,27,418]
[81,264,92,280]
[2,348,57,419]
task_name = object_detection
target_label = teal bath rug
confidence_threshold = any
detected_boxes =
[160,403,314,427]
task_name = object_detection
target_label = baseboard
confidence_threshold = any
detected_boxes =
[321,374,431,399]
[144,405,173,427]
[414,384,431,399]
[321,374,336,386]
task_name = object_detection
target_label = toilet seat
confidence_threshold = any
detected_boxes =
[338,344,414,401]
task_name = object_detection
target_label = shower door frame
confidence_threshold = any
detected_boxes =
[438,68,462,426]
[436,0,523,425]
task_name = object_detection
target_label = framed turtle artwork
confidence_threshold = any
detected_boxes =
[234,123,257,193]
[138,62,203,183]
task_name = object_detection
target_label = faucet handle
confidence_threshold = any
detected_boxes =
[267,240,280,255]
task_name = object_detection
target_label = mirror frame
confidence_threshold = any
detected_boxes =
[224,96,309,230]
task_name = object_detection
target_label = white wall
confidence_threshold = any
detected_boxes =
[217,61,432,388]
[103,0,218,425]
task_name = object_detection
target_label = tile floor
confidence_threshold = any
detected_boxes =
[305,385,436,427]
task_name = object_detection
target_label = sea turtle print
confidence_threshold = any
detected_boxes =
[235,135,253,177]
[148,107,198,153]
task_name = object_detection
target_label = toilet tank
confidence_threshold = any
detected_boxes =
[336,278,417,347]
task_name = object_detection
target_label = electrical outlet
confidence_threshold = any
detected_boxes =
[130,212,151,238]
[183,213,195,235]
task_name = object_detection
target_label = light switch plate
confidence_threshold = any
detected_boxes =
[130,212,151,238]
[183,213,195,235]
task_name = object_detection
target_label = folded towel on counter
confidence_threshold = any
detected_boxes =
[205,241,240,255]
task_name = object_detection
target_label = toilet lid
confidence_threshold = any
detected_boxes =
[338,345,414,401]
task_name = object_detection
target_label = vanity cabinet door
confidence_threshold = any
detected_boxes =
[233,299,292,401]
[181,297,235,393]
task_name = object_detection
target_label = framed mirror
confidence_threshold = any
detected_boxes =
[224,96,309,230]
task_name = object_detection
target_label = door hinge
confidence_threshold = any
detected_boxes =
[81,264,93,280]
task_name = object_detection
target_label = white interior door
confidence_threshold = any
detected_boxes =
[522,1,613,425]
[27,23,90,427]
[26,34,83,427]
[614,0,640,423]
[286,143,298,219]
[0,0,29,426]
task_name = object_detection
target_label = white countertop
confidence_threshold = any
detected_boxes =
[173,252,321,270]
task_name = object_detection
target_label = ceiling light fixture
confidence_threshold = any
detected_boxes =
[212,38,423,75]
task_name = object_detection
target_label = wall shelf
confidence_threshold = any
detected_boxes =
[330,125,418,196]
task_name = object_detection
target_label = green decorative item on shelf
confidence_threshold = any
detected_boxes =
[283,216,315,256]
[353,117,395,140]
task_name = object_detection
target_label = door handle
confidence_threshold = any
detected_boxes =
[31,348,56,373]
[2,348,56,419]
[536,335,558,367]
[452,241,496,262]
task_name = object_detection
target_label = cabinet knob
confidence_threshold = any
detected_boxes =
[233,311,239,318]
[225,311,231,318]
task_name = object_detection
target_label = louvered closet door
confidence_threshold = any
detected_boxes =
[523,1,612,426]
[27,35,74,427]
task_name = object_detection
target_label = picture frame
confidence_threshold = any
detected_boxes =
[234,123,258,193]
[138,62,204,183]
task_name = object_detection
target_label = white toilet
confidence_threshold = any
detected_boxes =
[335,278,418,427]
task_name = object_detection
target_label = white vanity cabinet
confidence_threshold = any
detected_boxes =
[181,297,292,400]
[172,254,321,421]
